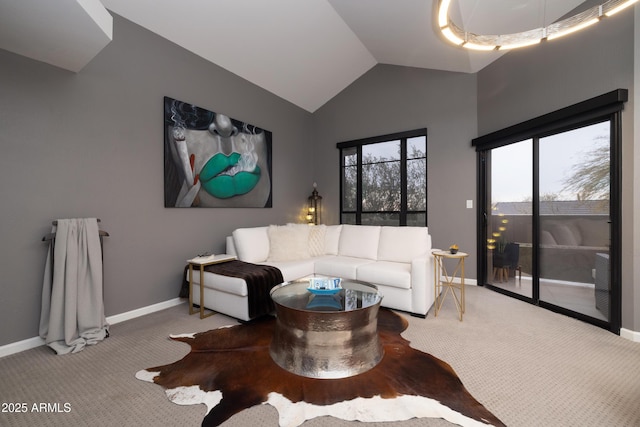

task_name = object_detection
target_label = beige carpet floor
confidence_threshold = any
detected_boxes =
[0,285,639,427]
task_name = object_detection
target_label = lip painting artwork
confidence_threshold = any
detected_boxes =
[164,97,273,208]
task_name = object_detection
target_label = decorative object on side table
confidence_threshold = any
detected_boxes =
[449,244,459,254]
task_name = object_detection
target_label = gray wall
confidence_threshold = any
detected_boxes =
[312,64,478,273]
[476,11,635,330]
[0,15,314,346]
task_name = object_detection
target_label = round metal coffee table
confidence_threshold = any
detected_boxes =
[269,277,384,379]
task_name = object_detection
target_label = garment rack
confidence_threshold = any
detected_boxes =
[42,218,110,265]
[40,219,111,344]
[42,219,110,242]
[42,219,110,295]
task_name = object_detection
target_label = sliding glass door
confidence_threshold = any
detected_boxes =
[479,118,619,332]
[475,90,625,333]
[538,122,611,322]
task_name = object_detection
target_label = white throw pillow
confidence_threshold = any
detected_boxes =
[308,225,327,257]
[267,225,311,261]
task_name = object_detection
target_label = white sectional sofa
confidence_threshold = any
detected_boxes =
[189,224,435,321]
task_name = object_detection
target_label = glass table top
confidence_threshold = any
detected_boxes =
[270,277,382,312]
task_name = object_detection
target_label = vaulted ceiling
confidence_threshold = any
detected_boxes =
[0,0,592,112]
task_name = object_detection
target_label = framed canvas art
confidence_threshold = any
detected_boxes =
[164,97,273,208]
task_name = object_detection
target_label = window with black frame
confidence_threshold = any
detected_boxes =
[338,129,427,226]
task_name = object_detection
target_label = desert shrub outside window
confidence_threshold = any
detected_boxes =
[338,129,427,226]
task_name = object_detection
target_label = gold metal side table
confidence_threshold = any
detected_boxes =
[188,254,236,319]
[432,250,469,321]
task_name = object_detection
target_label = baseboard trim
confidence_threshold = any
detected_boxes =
[106,297,184,325]
[620,327,640,342]
[0,336,45,359]
[0,298,185,359]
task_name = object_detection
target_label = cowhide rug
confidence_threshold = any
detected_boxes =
[136,309,505,427]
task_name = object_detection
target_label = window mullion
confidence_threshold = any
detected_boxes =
[400,138,407,225]
[356,145,362,224]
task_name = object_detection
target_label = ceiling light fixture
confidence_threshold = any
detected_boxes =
[437,0,638,51]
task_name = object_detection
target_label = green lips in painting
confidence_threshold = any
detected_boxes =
[199,152,261,199]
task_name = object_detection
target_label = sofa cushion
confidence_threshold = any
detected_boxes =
[324,225,342,255]
[267,225,310,261]
[577,218,609,247]
[314,256,374,280]
[357,261,411,290]
[232,227,269,263]
[548,223,581,246]
[261,259,315,282]
[338,225,381,260]
[377,226,430,263]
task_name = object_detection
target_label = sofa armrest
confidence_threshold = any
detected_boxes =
[225,236,237,257]
[410,253,434,316]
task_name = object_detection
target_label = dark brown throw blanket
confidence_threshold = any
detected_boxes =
[180,260,283,319]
